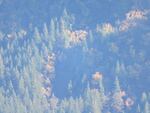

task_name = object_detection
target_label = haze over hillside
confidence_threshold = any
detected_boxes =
[0,0,150,113]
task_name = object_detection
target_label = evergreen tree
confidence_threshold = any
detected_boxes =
[50,19,56,45]
[0,87,5,113]
[34,27,41,44]
[89,30,94,45]
[137,104,141,113]
[0,53,4,77]
[115,60,121,75]
[43,23,49,40]
[50,94,59,113]
[60,9,75,48]
[142,92,147,102]
[68,80,73,95]
[112,76,124,112]
[144,101,150,113]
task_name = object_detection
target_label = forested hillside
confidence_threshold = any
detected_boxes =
[0,0,150,113]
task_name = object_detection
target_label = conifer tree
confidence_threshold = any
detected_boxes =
[50,19,56,45]
[0,54,4,77]
[142,92,147,102]
[34,27,41,44]
[112,76,124,112]
[68,80,73,95]
[115,60,121,75]
[144,101,150,113]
